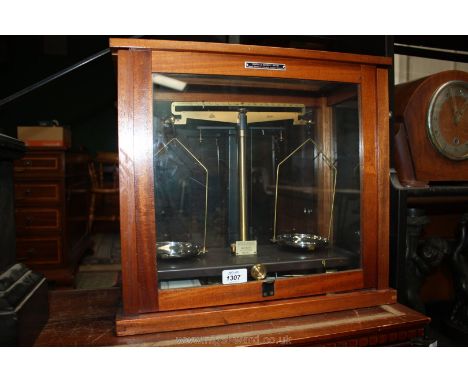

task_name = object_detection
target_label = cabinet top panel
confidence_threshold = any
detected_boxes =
[109,38,392,67]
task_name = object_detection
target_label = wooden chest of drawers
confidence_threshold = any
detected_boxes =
[14,147,91,286]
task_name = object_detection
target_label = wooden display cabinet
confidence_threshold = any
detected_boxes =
[110,38,402,337]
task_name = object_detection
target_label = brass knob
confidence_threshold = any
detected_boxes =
[251,264,267,280]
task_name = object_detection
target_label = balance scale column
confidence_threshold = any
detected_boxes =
[238,108,248,241]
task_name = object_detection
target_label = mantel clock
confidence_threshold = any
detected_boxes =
[394,70,468,186]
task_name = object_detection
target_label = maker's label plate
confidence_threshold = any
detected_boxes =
[245,62,286,71]
[235,240,257,256]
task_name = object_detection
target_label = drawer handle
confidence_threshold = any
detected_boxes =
[26,248,37,256]
[25,216,33,225]
[25,188,32,195]
[24,160,32,166]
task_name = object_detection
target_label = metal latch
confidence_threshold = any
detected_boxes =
[262,279,275,297]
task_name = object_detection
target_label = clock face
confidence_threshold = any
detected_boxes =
[427,80,468,160]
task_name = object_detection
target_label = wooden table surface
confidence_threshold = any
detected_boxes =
[33,287,429,347]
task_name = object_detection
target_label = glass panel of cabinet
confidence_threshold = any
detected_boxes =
[153,74,361,289]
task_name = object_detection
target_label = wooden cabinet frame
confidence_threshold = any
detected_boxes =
[111,39,393,336]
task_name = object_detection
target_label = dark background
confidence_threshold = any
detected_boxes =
[0,35,467,154]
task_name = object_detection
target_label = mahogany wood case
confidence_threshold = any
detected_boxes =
[110,38,396,336]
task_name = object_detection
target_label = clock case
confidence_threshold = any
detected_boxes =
[394,70,468,186]
[110,38,394,336]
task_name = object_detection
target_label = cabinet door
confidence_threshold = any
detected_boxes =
[152,73,365,310]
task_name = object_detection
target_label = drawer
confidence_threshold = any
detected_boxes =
[16,237,62,265]
[15,208,61,233]
[14,152,64,175]
[15,182,61,204]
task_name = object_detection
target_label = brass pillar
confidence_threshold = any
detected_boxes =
[238,109,248,241]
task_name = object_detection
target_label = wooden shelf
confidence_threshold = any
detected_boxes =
[158,245,358,280]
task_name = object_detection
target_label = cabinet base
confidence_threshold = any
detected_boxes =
[116,289,398,336]
[32,288,429,346]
